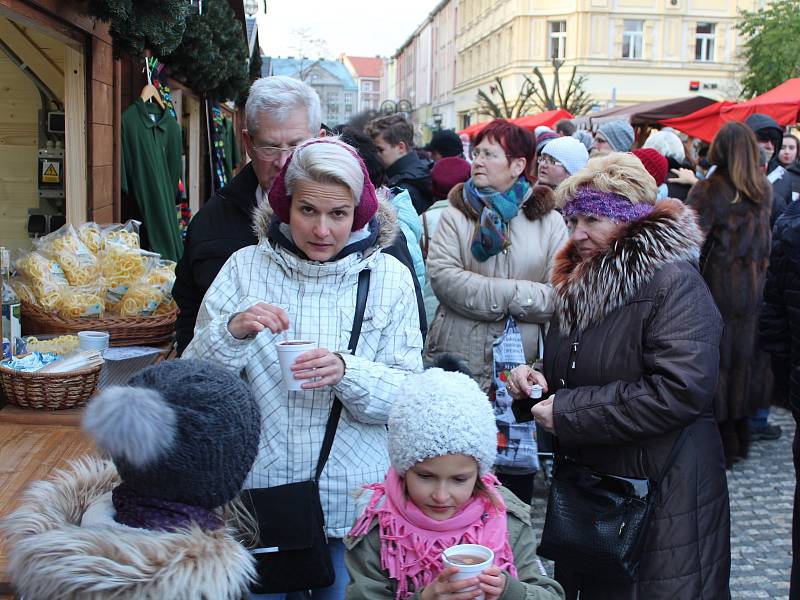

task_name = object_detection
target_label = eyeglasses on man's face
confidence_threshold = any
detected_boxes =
[249,143,299,160]
[470,147,511,162]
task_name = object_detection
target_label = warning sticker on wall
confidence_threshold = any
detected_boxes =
[42,161,61,184]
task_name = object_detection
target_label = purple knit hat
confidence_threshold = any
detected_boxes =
[267,138,379,231]
[563,187,653,222]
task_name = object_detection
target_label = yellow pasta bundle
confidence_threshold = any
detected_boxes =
[117,280,162,317]
[16,251,68,287]
[100,242,149,308]
[77,222,103,255]
[147,260,176,302]
[36,225,101,287]
[154,299,177,315]
[25,335,80,355]
[104,228,140,249]
[56,284,105,319]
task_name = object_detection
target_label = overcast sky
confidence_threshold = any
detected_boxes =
[258,0,439,59]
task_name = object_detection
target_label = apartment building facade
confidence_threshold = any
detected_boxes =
[385,0,764,131]
[341,55,384,113]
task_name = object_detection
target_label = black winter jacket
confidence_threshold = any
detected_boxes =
[544,199,730,600]
[760,199,800,414]
[173,163,427,355]
[386,152,433,214]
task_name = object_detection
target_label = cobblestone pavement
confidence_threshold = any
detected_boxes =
[528,407,796,598]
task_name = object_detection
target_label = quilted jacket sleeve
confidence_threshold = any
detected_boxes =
[334,258,424,424]
[553,266,723,446]
[427,207,549,322]
[507,212,568,324]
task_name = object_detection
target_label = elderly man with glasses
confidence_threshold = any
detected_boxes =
[173,76,325,355]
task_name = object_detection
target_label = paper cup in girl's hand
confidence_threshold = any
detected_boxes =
[276,340,317,390]
[442,544,494,599]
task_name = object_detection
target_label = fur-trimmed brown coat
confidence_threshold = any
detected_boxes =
[544,199,730,599]
[424,182,569,390]
[686,172,773,422]
[0,457,255,599]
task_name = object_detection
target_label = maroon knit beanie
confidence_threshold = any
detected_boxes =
[431,157,472,200]
[267,139,379,231]
[631,148,669,187]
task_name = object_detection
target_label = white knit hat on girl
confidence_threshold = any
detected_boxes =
[389,368,498,476]
[541,136,590,175]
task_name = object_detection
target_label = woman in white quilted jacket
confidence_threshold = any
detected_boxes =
[183,137,423,600]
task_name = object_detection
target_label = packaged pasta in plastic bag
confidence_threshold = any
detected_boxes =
[99,242,153,309]
[146,259,176,303]
[117,278,163,317]
[56,283,105,318]
[35,224,101,287]
[15,250,69,288]
[77,222,103,255]
[103,220,141,249]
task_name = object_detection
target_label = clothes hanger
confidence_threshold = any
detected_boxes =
[140,56,166,110]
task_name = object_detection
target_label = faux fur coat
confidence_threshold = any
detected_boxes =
[685,172,773,422]
[424,182,569,390]
[0,456,255,600]
[543,199,730,599]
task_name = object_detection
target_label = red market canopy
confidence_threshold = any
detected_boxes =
[720,78,800,125]
[512,108,574,131]
[659,101,737,144]
[458,108,574,138]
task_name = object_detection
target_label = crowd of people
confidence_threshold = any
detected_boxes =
[3,74,800,599]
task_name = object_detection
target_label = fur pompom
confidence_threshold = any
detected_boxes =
[82,386,176,468]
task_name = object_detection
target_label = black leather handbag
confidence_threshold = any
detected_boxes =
[536,332,688,582]
[242,269,370,593]
[537,428,687,582]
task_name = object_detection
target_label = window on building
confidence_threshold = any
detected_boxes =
[549,21,566,60]
[695,22,716,62]
[622,20,643,59]
[362,80,372,92]
[344,92,353,113]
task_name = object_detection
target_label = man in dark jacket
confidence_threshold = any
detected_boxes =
[367,114,433,214]
[174,77,426,355]
[746,113,800,225]
[173,76,323,355]
[759,200,800,598]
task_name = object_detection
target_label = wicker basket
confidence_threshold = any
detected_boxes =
[21,302,177,347]
[0,362,101,410]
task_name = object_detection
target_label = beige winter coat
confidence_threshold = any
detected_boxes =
[424,182,568,390]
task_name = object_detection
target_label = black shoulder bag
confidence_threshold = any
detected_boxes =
[535,333,689,582]
[242,269,371,593]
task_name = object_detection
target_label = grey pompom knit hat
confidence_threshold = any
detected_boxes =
[83,359,261,509]
[389,368,498,476]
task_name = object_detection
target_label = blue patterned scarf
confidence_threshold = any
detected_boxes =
[463,177,531,262]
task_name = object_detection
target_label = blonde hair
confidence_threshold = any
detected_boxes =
[555,152,658,208]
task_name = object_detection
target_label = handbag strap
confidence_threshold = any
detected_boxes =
[314,269,371,484]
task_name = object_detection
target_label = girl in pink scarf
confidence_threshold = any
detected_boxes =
[345,369,565,600]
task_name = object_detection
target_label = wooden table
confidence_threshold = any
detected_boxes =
[0,405,96,598]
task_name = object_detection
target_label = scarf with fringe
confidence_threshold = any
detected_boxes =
[348,468,516,599]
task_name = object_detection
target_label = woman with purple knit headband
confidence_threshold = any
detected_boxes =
[506,152,731,599]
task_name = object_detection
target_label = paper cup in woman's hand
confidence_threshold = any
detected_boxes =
[276,341,317,391]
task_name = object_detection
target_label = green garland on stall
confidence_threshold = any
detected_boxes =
[87,0,188,58]
[163,0,250,101]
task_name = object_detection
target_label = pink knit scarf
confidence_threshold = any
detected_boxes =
[348,468,517,600]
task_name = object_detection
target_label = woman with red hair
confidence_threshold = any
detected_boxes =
[423,119,568,502]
